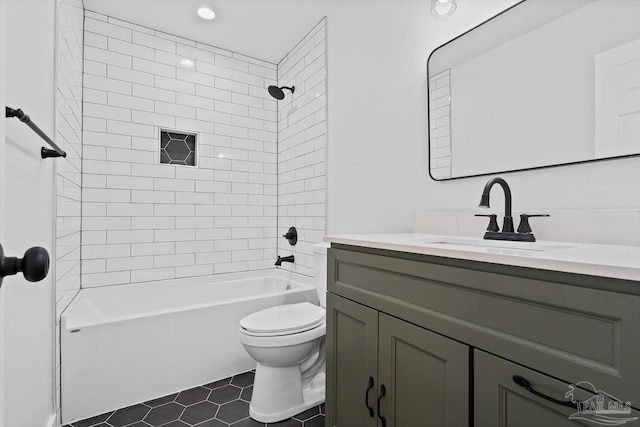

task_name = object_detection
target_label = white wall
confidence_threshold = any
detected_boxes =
[0,0,6,424]
[277,19,327,276]
[2,0,57,426]
[81,12,279,287]
[326,0,640,237]
[326,0,440,234]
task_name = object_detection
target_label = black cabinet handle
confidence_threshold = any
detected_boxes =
[365,376,375,417]
[512,375,577,408]
[377,384,386,427]
[0,243,50,288]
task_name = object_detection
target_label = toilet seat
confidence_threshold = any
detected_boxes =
[240,302,325,337]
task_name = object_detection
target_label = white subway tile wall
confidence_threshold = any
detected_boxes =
[81,12,281,287]
[55,0,84,421]
[429,69,452,179]
[277,19,327,276]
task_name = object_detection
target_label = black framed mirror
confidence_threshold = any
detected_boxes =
[428,0,640,180]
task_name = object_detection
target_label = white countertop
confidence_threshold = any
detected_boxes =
[324,233,640,282]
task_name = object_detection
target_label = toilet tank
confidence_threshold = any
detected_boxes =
[312,242,330,307]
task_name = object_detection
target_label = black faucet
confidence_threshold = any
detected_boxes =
[477,177,549,242]
[478,177,514,233]
[275,255,295,266]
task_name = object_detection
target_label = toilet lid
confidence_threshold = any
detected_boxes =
[240,302,325,335]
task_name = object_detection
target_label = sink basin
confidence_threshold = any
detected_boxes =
[400,236,573,252]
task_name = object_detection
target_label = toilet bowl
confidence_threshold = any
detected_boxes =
[238,242,329,423]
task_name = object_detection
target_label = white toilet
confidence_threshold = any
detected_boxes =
[238,242,329,423]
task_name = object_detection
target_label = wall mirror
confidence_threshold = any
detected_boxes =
[428,0,640,180]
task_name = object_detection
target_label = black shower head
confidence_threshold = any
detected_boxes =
[268,85,295,100]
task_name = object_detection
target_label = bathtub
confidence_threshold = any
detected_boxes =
[61,269,318,424]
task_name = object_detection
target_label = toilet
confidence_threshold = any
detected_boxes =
[238,242,329,423]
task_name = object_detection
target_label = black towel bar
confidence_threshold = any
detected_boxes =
[5,106,67,158]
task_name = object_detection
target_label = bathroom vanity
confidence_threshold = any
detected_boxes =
[324,234,640,426]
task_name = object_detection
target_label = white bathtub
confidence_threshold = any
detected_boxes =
[61,269,318,424]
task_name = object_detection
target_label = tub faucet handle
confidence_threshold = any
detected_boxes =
[282,227,298,246]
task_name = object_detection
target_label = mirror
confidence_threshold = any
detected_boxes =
[428,0,640,180]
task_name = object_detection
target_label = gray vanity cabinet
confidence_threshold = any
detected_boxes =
[378,310,469,427]
[326,293,469,427]
[325,294,469,427]
[326,245,640,426]
[326,293,378,427]
[475,350,593,426]
[475,350,640,426]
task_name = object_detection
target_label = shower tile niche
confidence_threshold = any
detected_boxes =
[160,130,196,166]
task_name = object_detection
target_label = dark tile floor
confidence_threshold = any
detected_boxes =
[64,371,325,427]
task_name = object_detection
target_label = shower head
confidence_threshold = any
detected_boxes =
[268,85,295,100]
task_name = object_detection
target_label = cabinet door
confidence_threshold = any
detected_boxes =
[475,350,602,426]
[378,314,469,427]
[326,293,379,427]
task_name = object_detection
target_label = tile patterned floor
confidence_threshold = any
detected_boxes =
[63,371,325,427]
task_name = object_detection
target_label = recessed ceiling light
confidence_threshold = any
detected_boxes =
[432,0,457,17]
[197,6,216,20]
[180,58,195,68]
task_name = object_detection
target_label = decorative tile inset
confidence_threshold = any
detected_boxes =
[65,370,325,427]
[160,130,196,166]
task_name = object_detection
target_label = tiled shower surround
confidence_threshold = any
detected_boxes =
[63,371,325,427]
[56,0,84,311]
[80,12,327,287]
[56,0,85,420]
[81,11,278,286]
[277,20,327,277]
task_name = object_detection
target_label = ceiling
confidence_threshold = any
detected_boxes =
[82,0,340,64]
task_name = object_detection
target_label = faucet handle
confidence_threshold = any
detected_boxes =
[475,214,500,232]
[517,214,550,234]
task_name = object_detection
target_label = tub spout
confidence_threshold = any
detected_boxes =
[275,255,295,266]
